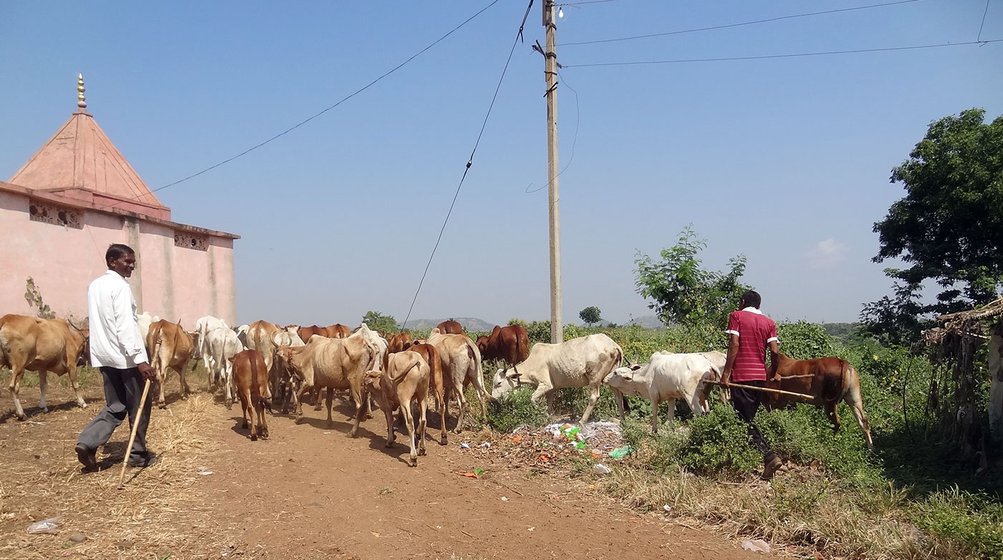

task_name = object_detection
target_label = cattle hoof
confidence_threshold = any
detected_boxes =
[439,438,448,446]
[250,434,258,441]
[409,457,418,467]
[419,448,427,456]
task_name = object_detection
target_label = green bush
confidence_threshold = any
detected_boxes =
[911,487,1003,559]
[678,405,761,475]
[486,387,550,433]
[777,321,835,359]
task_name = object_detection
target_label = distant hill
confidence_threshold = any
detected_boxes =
[626,315,667,329]
[402,317,496,333]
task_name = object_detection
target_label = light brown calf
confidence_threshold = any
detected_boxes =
[364,350,430,466]
[230,349,271,440]
[146,320,195,408]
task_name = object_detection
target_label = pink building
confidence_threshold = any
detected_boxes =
[0,75,238,325]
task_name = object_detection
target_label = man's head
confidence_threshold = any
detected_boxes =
[105,244,136,278]
[739,290,761,310]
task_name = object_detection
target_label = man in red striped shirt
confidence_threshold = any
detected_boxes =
[721,290,783,480]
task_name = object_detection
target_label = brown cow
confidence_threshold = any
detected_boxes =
[147,320,195,408]
[767,353,874,449]
[387,332,413,354]
[230,349,271,440]
[476,325,530,373]
[400,341,448,444]
[435,319,465,335]
[0,314,88,420]
[324,324,351,338]
[364,350,430,466]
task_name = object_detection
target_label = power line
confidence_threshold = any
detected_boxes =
[149,1,501,196]
[562,39,1003,67]
[978,0,991,42]
[400,0,536,329]
[559,0,921,47]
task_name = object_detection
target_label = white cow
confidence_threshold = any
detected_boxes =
[603,351,726,433]
[491,333,623,424]
[426,328,489,432]
[194,315,229,376]
[137,312,160,353]
[205,326,244,407]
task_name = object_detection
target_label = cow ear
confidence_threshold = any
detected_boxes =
[630,364,642,371]
[506,371,522,381]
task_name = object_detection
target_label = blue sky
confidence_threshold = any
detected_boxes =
[2,1,1000,327]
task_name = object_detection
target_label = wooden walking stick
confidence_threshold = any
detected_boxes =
[117,378,152,489]
[704,379,815,399]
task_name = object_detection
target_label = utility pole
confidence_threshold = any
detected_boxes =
[543,0,563,343]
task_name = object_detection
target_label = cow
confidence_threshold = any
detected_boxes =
[604,351,726,433]
[476,325,530,373]
[425,329,489,433]
[274,333,376,436]
[137,312,160,352]
[399,341,448,444]
[766,353,874,450]
[435,319,465,335]
[147,319,195,408]
[204,326,243,407]
[193,315,229,376]
[491,333,623,424]
[387,332,413,354]
[230,349,271,441]
[325,323,352,338]
[364,350,431,466]
[0,314,88,420]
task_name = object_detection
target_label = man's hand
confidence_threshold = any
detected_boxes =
[719,372,731,387]
[138,362,156,382]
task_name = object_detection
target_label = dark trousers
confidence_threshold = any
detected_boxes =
[730,380,775,460]
[77,367,152,460]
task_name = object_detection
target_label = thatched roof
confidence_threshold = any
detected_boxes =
[923,297,1003,346]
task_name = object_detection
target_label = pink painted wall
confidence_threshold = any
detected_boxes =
[0,188,236,327]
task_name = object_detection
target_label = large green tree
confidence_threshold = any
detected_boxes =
[864,108,1003,343]
[635,227,750,328]
[579,306,602,326]
[362,310,398,333]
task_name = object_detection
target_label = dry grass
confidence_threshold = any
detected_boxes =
[0,391,251,560]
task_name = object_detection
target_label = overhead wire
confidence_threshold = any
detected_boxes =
[559,0,921,46]
[145,0,501,197]
[562,39,1003,67]
[401,0,536,328]
[978,0,991,42]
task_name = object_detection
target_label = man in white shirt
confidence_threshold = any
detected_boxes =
[75,244,158,471]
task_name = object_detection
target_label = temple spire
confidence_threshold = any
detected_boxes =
[76,73,87,110]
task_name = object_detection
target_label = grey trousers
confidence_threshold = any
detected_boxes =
[77,367,153,460]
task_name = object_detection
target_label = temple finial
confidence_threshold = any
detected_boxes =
[77,73,87,110]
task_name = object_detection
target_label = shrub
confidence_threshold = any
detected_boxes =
[486,387,550,433]
[911,487,1003,559]
[678,405,761,475]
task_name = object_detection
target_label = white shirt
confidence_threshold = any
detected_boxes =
[88,270,149,368]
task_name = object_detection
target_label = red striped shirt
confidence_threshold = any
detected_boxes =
[725,308,778,382]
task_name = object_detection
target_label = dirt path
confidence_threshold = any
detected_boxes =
[0,380,772,559]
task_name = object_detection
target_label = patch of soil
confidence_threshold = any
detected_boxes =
[0,377,772,559]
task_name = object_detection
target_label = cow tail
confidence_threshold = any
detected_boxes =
[822,360,847,403]
[391,360,420,386]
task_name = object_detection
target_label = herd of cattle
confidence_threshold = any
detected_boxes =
[0,313,874,466]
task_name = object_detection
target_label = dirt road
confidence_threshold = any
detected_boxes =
[0,381,770,559]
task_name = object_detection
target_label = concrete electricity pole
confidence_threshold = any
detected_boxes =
[543,0,563,343]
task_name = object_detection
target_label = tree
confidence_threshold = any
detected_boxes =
[865,108,1003,342]
[635,227,751,329]
[579,306,602,326]
[361,310,398,333]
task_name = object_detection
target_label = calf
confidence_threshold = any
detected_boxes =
[147,320,195,408]
[205,326,243,407]
[401,341,448,444]
[0,314,88,420]
[364,350,430,466]
[230,349,271,440]
[604,351,725,433]
[767,353,873,449]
